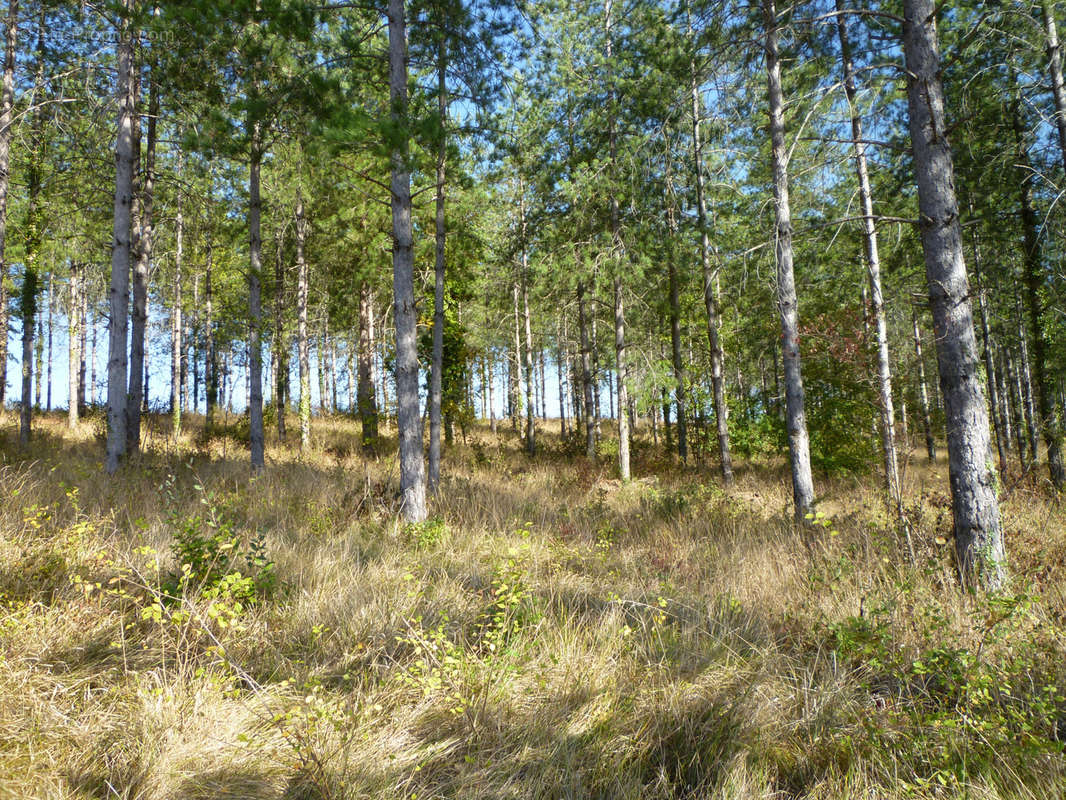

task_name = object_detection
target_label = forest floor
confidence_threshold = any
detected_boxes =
[1,412,1064,800]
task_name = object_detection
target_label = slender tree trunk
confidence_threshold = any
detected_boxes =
[1005,345,1027,460]
[511,281,522,434]
[521,193,536,456]
[970,225,1007,476]
[296,199,311,452]
[903,0,1005,588]
[190,272,199,414]
[68,264,80,427]
[388,0,427,521]
[172,185,183,436]
[913,308,936,463]
[205,223,217,431]
[106,2,135,470]
[429,51,447,490]
[357,282,379,449]
[995,346,1012,455]
[837,0,900,509]
[557,318,567,437]
[1012,90,1065,488]
[666,191,688,462]
[578,281,596,459]
[129,66,156,449]
[90,308,97,408]
[764,0,814,519]
[487,351,497,434]
[689,2,732,484]
[247,131,266,474]
[46,272,53,411]
[0,0,15,411]
[1017,312,1039,463]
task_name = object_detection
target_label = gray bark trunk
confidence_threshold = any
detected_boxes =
[106,1,135,472]
[764,0,814,519]
[388,0,427,522]
[248,134,265,474]
[0,0,14,410]
[205,226,216,431]
[172,188,183,436]
[429,53,446,489]
[903,0,1005,588]
[1017,311,1039,464]
[970,226,1007,475]
[357,282,379,449]
[521,194,536,456]
[68,264,80,427]
[837,0,900,509]
[689,1,731,484]
[913,309,936,463]
[1012,87,1065,487]
[129,67,155,449]
[578,280,596,459]
[296,198,311,452]
[274,225,287,439]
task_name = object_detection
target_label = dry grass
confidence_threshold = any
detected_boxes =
[0,410,1063,799]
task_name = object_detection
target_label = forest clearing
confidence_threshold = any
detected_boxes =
[2,0,1066,797]
[0,413,1064,800]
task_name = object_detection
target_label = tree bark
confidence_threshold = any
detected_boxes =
[357,282,379,449]
[205,224,217,431]
[0,0,14,411]
[903,0,1004,588]
[836,0,901,509]
[689,1,731,484]
[388,0,427,522]
[248,131,266,474]
[129,64,156,449]
[577,280,596,458]
[1017,311,1039,464]
[521,193,536,456]
[106,0,135,471]
[273,225,287,439]
[764,0,814,519]
[970,225,1007,476]
[429,51,447,490]
[1011,89,1065,488]
[913,308,936,463]
[296,198,311,452]
[68,264,80,427]
[666,188,688,462]
[172,183,183,436]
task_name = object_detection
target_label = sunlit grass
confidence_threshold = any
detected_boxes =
[0,410,1063,799]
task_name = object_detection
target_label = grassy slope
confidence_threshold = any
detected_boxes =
[0,412,1064,800]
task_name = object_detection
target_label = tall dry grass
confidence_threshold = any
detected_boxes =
[0,410,1063,799]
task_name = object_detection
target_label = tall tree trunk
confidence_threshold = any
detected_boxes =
[837,0,901,509]
[272,226,285,436]
[995,345,1012,455]
[604,0,629,480]
[20,13,45,445]
[429,51,447,490]
[764,0,814,519]
[190,272,199,414]
[903,0,1005,588]
[1012,90,1065,488]
[0,0,14,411]
[578,280,596,459]
[106,1,134,468]
[357,282,379,449]
[970,226,1007,476]
[511,281,522,434]
[1017,312,1039,463]
[205,222,217,430]
[689,1,732,484]
[45,272,52,410]
[68,264,80,427]
[913,308,936,463]
[521,193,536,456]
[172,183,183,436]
[129,65,156,449]
[487,351,497,434]
[666,188,688,462]
[557,317,567,437]
[248,132,266,474]
[388,0,427,521]
[296,199,311,452]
